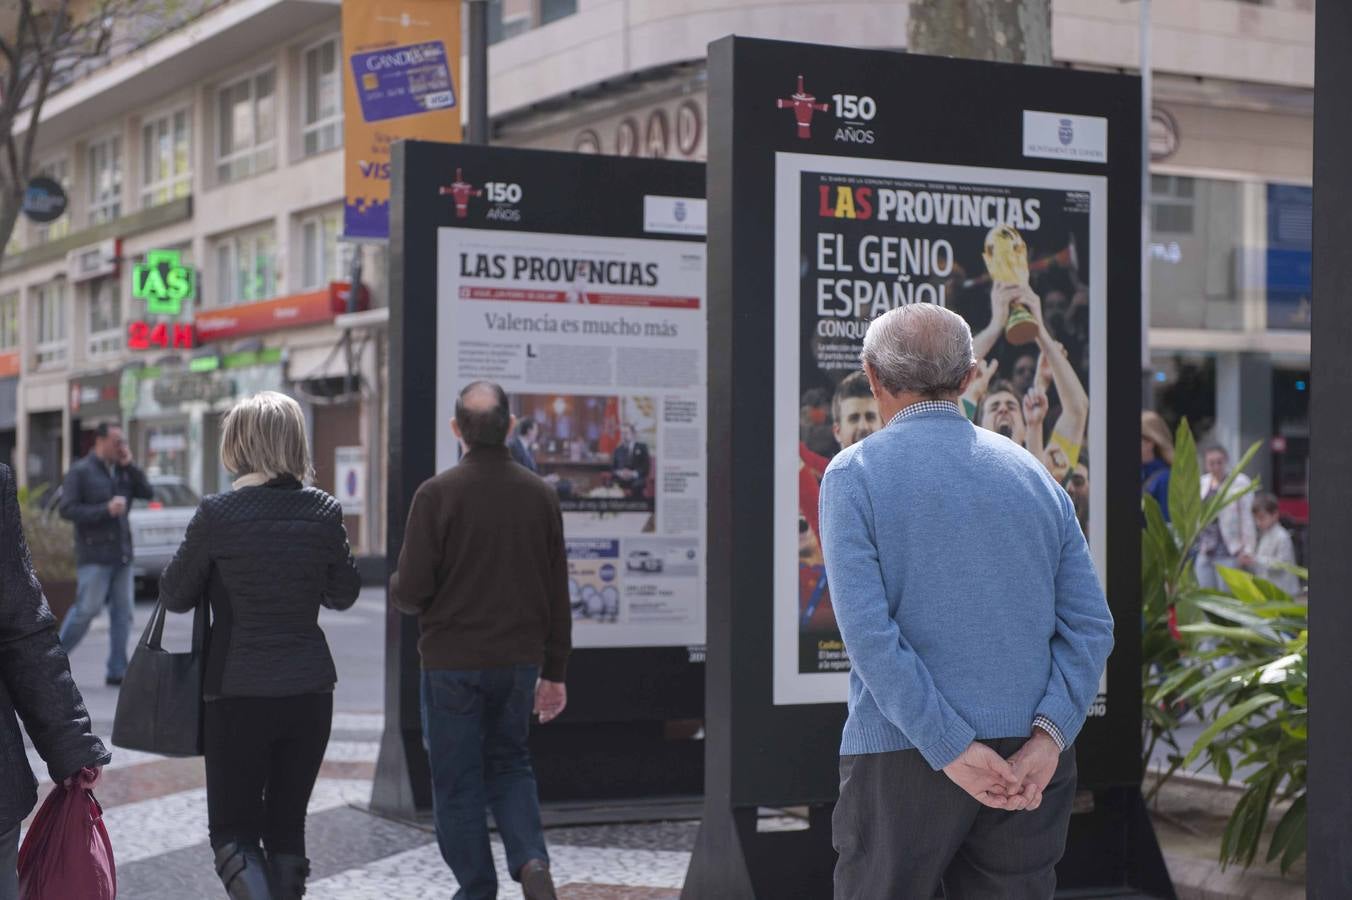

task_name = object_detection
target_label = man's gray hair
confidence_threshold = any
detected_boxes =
[860,304,975,397]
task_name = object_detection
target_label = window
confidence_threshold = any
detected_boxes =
[213,226,276,306]
[33,281,67,368]
[0,293,17,349]
[217,69,277,183]
[300,210,350,289]
[33,158,71,244]
[142,109,192,208]
[302,39,342,156]
[1151,174,1195,235]
[86,277,122,357]
[88,136,123,225]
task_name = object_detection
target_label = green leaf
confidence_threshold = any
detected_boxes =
[1169,419,1202,544]
[1176,624,1282,646]
[1183,693,1283,766]
[1174,663,1264,704]
[1215,749,1233,784]
[1267,795,1304,864]
[1192,597,1280,635]
[1217,567,1267,604]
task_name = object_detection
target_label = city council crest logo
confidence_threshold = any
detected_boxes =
[1058,118,1075,147]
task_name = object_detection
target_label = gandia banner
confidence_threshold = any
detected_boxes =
[342,0,462,239]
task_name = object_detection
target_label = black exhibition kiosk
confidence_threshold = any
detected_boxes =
[686,37,1171,899]
[376,142,708,812]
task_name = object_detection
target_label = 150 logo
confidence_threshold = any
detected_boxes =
[438,168,523,221]
[776,75,877,145]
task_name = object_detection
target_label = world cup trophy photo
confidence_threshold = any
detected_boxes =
[983,224,1040,345]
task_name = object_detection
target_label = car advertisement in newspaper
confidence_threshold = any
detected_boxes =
[437,228,707,649]
[772,153,1107,705]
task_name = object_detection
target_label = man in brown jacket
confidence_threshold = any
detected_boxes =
[391,381,571,900]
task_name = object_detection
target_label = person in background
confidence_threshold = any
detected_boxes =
[1140,411,1174,522]
[831,371,881,451]
[1,463,111,900]
[611,423,651,499]
[1251,493,1301,596]
[58,422,154,686]
[1067,461,1090,536]
[1196,444,1257,591]
[391,381,571,900]
[160,392,362,900]
[508,417,542,474]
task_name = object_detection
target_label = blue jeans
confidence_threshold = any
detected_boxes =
[58,563,134,680]
[420,666,548,900]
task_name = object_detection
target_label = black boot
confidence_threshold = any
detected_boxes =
[268,853,311,898]
[214,842,274,899]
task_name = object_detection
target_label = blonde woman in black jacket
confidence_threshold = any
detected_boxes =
[160,392,361,900]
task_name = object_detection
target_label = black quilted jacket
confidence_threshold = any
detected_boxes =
[159,476,361,699]
[0,464,111,831]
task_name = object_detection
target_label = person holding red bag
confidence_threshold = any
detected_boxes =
[0,462,111,900]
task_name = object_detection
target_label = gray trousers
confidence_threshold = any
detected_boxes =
[0,821,18,900]
[833,737,1077,900]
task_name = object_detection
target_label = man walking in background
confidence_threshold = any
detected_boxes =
[391,381,571,900]
[820,304,1114,898]
[58,422,153,687]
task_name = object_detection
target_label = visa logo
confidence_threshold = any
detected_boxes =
[358,161,391,180]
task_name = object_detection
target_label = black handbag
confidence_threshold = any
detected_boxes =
[111,598,208,757]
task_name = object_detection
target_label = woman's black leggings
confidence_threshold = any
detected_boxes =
[203,693,332,856]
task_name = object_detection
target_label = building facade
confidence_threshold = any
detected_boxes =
[482,0,1314,535]
[0,0,385,554]
[0,0,1314,558]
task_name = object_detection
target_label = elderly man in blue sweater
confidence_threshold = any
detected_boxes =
[820,303,1115,899]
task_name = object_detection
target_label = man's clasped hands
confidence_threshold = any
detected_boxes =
[941,730,1061,812]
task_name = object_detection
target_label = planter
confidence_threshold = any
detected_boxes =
[40,578,78,626]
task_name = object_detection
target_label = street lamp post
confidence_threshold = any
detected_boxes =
[466,0,489,145]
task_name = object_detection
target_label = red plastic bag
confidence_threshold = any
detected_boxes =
[17,768,116,900]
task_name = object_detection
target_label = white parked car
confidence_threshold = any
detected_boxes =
[130,476,200,592]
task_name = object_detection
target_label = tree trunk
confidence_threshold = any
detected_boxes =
[908,0,1052,66]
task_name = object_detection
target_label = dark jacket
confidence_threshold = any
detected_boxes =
[59,451,153,567]
[507,435,539,473]
[1,464,111,831]
[612,441,651,497]
[1141,459,1171,523]
[390,445,572,681]
[159,477,362,699]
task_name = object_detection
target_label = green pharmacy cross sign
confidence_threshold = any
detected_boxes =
[133,249,196,315]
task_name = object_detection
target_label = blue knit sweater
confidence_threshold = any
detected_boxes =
[819,403,1114,770]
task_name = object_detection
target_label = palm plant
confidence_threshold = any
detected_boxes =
[1140,419,1307,873]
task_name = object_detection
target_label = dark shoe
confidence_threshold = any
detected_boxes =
[105,676,123,687]
[268,852,310,898]
[215,842,274,899]
[520,859,557,900]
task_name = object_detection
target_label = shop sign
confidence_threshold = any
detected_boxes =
[22,176,68,224]
[151,370,237,407]
[194,290,337,343]
[134,250,197,315]
[568,97,705,161]
[69,371,122,418]
[334,446,366,515]
[128,320,197,351]
[66,239,120,283]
